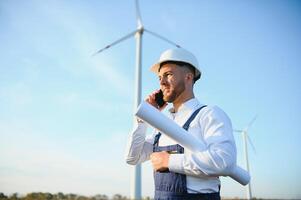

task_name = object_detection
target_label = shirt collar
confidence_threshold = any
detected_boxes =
[168,98,201,114]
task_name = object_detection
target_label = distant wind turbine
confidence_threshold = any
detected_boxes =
[93,1,181,199]
[234,115,258,200]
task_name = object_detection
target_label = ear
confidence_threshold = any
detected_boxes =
[185,72,194,82]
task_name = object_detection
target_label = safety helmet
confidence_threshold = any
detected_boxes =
[150,48,201,81]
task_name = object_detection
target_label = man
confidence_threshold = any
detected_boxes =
[125,48,236,200]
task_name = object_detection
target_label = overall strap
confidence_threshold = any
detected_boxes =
[182,105,207,130]
[153,132,162,147]
[153,105,207,146]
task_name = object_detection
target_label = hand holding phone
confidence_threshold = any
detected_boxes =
[145,89,167,110]
[155,90,166,108]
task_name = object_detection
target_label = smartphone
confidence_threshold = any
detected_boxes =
[155,90,166,108]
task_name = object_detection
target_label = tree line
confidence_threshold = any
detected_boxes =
[0,192,153,200]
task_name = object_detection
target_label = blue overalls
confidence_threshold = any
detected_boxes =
[153,106,220,200]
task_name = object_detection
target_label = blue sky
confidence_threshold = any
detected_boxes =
[0,0,300,199]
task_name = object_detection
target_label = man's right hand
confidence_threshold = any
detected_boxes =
[145,89,167,111]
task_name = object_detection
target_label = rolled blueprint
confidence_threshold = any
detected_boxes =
[135,101,250,186]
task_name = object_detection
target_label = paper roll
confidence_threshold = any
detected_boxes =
[135,101,250,185]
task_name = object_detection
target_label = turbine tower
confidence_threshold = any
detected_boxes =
[93,1,181,199]
[234,115,257,200]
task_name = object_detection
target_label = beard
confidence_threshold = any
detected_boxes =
[163,79,186,103]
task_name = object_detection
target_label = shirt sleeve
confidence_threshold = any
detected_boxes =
[125,119,155,165]
[168,106,237,178]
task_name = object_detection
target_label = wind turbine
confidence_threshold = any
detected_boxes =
[93,1,181,199]
[234,115,257,200]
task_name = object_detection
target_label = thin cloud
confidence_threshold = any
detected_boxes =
[0,121,131,196]
[0,82,32,107]
[33,0,134,96]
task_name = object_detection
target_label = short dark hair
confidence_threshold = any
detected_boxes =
[159,61,198,83]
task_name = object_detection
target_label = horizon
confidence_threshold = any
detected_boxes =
[0,191,300,200]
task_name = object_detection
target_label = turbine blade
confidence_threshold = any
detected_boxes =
[246,133,257,154]
[135,0,143,28]
[233,129,244,133]
[92,30,138,56]
[244,114,258,132]
[144,29,181,48]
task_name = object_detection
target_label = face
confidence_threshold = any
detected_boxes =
[158,63,186,103]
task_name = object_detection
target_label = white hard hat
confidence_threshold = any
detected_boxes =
[150,48,201,81]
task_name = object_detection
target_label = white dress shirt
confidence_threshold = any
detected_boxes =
[125,98,236,193]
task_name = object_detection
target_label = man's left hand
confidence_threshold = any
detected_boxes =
[150,151,170,172]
